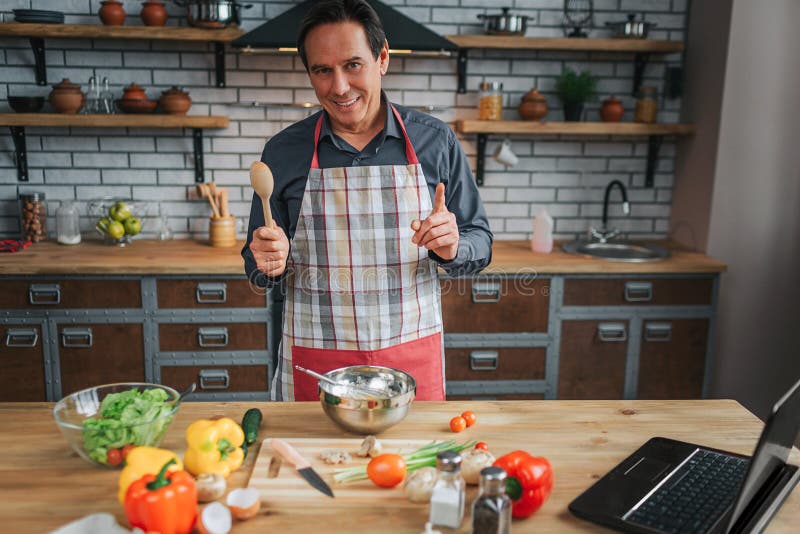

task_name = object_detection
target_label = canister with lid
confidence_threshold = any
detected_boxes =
[635,85,658,123]
[19,192,47,242]
[478,81,503,120]
[57,201,81,245]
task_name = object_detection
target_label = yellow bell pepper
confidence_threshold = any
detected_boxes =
[184,417,245,478]
[117,446,183,504]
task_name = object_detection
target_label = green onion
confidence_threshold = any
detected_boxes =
[332,439,476,484]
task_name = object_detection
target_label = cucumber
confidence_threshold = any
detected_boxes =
[241,408,263,445]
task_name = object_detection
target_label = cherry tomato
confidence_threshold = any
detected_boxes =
[450,415,467,433]
[461,410,477,427]
[475,442,489,451]
[367,454,407,488]
[121,444,135,460]
[106,448,123,467]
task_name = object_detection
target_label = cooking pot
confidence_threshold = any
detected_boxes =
[172,0,252,29]
[477,7,529,36]
[605,13,657,39]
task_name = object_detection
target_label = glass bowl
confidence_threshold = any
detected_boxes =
[87,198,148,246]
[53,382,180,468]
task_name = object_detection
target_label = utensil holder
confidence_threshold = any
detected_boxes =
[209,216,236,247]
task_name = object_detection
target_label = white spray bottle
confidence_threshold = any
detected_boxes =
[531,207,554,253]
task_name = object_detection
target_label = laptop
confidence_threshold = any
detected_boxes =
[569,378,800,533]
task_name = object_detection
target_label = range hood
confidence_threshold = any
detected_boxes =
[232,0,457,56]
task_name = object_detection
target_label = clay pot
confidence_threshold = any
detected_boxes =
[518,89,548,121]
[140,0,168,27]
[48,79,85,114]
[99,0,126,26]
[159,86,192,115]
[600,96,624,122]
[121,83,149,101]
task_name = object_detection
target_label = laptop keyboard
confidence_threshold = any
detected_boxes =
[626,449,750,533]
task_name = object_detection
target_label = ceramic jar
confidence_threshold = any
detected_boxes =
[518,88,548,121]
[600,96,624,122]
[140,0,168,27]
[99,0,126,26]
[159,86,192,115]
[48,79,85,114]
[121,83,148,101]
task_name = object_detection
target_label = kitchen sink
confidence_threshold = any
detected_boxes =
[562,240,670,262]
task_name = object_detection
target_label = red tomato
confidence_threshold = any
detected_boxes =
[121,444,135,460]
[450,416,467,433]
[461,411,477,427]
[106,448,123,466]
[475,442,489,451]
[367,454,407,488]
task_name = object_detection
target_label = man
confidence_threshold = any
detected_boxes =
[242,0,492,401]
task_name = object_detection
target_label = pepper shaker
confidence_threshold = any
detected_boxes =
[471,466,511,534]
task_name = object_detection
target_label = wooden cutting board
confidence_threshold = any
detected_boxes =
[247,437,432,507]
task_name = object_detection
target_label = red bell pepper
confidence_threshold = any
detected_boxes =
[493,450,554,518]
[124,458,197,534]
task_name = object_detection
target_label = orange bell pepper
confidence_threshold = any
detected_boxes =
[124,459,197,534]
[493,450,554,518]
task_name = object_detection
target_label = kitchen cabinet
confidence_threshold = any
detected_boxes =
[0,324,46,401]
[557,320,629,399]
[637,319,709,399]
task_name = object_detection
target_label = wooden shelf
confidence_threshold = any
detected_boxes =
[0,23,243,42]
[0,113,229,129]
[445,35,684,53]
[456,120,695,136]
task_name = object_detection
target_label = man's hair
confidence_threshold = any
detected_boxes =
[297,0,386,70]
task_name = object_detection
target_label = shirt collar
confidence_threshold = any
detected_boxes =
[319,91,402,151]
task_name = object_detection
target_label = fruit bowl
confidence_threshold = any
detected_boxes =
[88,198,147,246]
[53,382,180,468]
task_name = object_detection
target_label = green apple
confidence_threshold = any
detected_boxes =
[107,220,125,239]
[123,217,142,236]
[109,201,131,222]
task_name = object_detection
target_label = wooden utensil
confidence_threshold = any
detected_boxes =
[218,188,229,218]
[249,161,274,228]
[195,183,220,218]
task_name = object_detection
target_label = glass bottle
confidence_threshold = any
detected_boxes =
[56,201,81,245]
[429,450,465,529]
[478,81,503,120]
[471,466,511,534]
[18,192,47,242]
[634,85,658,123]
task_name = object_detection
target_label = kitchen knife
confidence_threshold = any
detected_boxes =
[269,438,335,498]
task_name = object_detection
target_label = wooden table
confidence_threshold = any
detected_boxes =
[1,400,794,533]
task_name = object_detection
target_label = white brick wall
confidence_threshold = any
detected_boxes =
[1,0,685,243]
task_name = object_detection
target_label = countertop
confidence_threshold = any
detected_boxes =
[0,400,795,533]
[0,239,726,275]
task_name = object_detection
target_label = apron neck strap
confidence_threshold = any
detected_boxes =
[310,104,419,169]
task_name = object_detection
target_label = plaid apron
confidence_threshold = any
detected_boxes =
[272,105,445,401]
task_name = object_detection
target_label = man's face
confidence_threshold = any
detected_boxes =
[304,21,389,134]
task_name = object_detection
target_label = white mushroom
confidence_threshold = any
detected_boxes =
[356,435,383,458]
[460,449,496,485]
[403,467,438,503]
[194,473,226,503]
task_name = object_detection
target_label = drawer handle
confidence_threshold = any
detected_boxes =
[598,322,627,342]
[196,282,227,304]
[5,328,38,348]
[61,327,93,348]
[472,282,501,303]
[469,350,499,371]
[644,322,673,342]
[29,283,61,305]
[624,281,653,302]
[198,327,229,348]
[199,369,230,390]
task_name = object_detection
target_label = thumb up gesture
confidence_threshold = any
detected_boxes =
[411,182,459,261]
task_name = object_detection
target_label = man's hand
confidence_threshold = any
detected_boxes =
[411,182,459,261]
[249,222,290,277]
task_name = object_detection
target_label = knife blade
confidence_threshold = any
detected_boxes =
[269,438,335,498]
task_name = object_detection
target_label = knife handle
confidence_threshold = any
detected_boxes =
[270,438,310,469]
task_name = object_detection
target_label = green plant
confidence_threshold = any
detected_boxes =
[554,68,597,105]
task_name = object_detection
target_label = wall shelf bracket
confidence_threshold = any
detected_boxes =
[645,135,663,188]
[633,53,650,95]
[475,133,487,186]
[214,42,226,88]
[457,49,468,94]
[30,37,47,86]
[192,128,205,183]
[10,126,29,182]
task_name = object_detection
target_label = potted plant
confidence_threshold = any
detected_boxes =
[555,68,597,121]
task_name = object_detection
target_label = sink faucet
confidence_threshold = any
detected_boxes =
[590,180,631,243]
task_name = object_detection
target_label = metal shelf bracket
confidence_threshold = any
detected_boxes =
[633,53,650,95]
[30,38,47,86]
[475,133,487,186]
[645,135,663,188]
[10,127,29,182]
[192,128,205,183]
[214,42,226,88]
[457,49,468,94]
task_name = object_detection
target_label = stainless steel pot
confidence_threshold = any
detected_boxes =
[605,13,657,39]
[477,7,529,36]
[172,0,252,29]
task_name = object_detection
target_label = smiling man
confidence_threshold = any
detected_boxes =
[242,0,492,401]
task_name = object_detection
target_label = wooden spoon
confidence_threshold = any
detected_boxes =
[218,188,229,218]
[249,161,274,228]
[196,183,220,218]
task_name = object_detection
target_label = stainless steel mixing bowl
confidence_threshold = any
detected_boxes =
[319,365,416,435]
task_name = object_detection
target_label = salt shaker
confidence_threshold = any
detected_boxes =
[429,450,465,529]
[56,201,81,245]
[471,466,511,534]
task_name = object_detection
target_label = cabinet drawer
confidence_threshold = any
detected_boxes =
[563,278,713,307]
[638,319,708,399]
[0,324,46,401]
[441,278,549,333]
[445,347,545,381]
[0,279,141,309]
[160,365,268,393]
[159,323,267,351]
[57,323,145,397]
[558,320,628,399]
[446,394,544,401]
[157,279,266,308]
